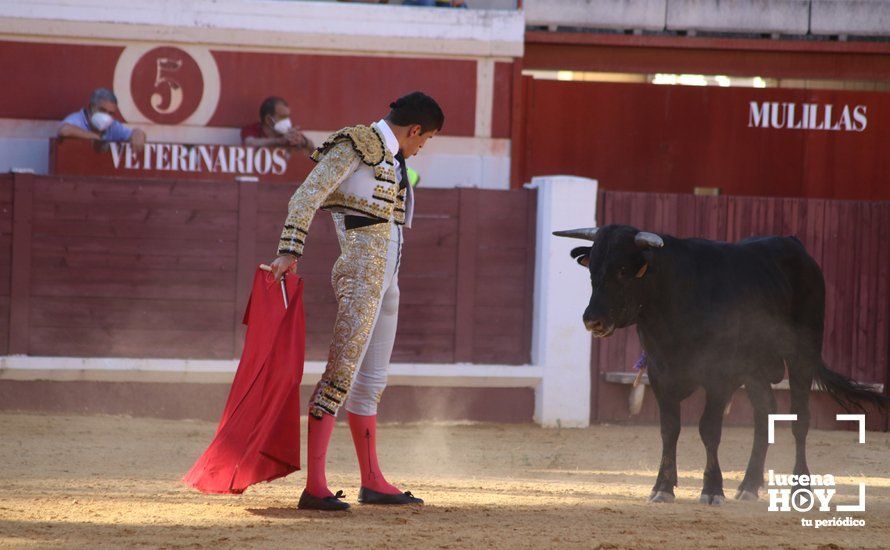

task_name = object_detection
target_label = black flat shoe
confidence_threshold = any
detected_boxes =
[358,487,424,505]
[298,489,350,511]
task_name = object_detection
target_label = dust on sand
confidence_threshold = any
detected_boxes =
[0,413,888,549]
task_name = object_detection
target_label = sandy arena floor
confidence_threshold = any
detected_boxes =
[0,413,888,549]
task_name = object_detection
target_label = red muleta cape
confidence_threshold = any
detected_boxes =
[183,267,305,494]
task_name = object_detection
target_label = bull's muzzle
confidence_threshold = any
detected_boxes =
[584,318,615,337]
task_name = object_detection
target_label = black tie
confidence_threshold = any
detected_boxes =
[395,151,408,190]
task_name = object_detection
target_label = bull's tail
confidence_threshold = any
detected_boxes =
[814,361,889,413]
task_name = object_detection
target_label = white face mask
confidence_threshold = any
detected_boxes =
[90,111,114,132]
[273,117,292,135]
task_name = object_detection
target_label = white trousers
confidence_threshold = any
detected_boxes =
[309,218,402,418]
[344,223,401,416]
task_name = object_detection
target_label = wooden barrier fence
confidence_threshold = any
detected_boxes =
[2,173,888,429]
[0,173,536,366]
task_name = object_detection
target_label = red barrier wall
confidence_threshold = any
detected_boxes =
[0,173,535,365]
[0,178,11,354]
[0,40,479,136]
[520,80,890,200]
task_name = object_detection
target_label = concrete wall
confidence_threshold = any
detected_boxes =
[811,0,890,37]
[0,139,48,175]
[666,0,810,35]
[0,0,524,57]
[526,0,890,37]
[529,175,598,427]
[525,0,667,31]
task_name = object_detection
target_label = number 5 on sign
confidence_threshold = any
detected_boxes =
[151,57,184,115]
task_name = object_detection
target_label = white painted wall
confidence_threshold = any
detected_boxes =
[0,0,524,57]
[0,139,49,174]
[811,0,890,37]
[666,0,810,35]
[525,0,889,37]
[407,150,511,189]
[0,356,542,387]
[528,175,598,428]
[526,0,667,31]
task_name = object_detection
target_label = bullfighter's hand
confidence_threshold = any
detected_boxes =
[269,254,297,282]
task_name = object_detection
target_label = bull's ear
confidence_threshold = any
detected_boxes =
[570,246,591,267]
[639,249,657,276]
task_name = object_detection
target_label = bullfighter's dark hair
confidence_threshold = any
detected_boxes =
[259,96,287,123]
[386,92,444,134]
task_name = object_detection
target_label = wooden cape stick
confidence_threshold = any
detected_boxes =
[259,264,288,309]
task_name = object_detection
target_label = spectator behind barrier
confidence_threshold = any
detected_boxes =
[241,96,315,151]
[58,88,146,154]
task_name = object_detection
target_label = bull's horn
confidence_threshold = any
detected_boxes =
[553,227,599,241]
[634,231,664,249]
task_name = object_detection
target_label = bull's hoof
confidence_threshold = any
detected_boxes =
[648,490,675,503]
[734,489,759,501]
[699,493,725,506]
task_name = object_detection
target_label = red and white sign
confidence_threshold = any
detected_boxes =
[113,44,221,127]
[109,142,288,175]
[748,101,868,132]
[50,139,314,183]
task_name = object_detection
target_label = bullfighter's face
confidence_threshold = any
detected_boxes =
[569,226,656,337]
[401,126,438,158]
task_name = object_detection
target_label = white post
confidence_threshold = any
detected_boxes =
[528,175,598,428]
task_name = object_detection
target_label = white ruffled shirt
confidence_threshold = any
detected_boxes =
[375,118,401,185]
[374,118,413,227]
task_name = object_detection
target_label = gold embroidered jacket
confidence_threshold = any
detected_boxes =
[277,124,409,257]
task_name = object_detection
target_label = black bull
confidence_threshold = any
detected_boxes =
[555,224,888,505]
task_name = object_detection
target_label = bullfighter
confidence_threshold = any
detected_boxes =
[267,92,444,511]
